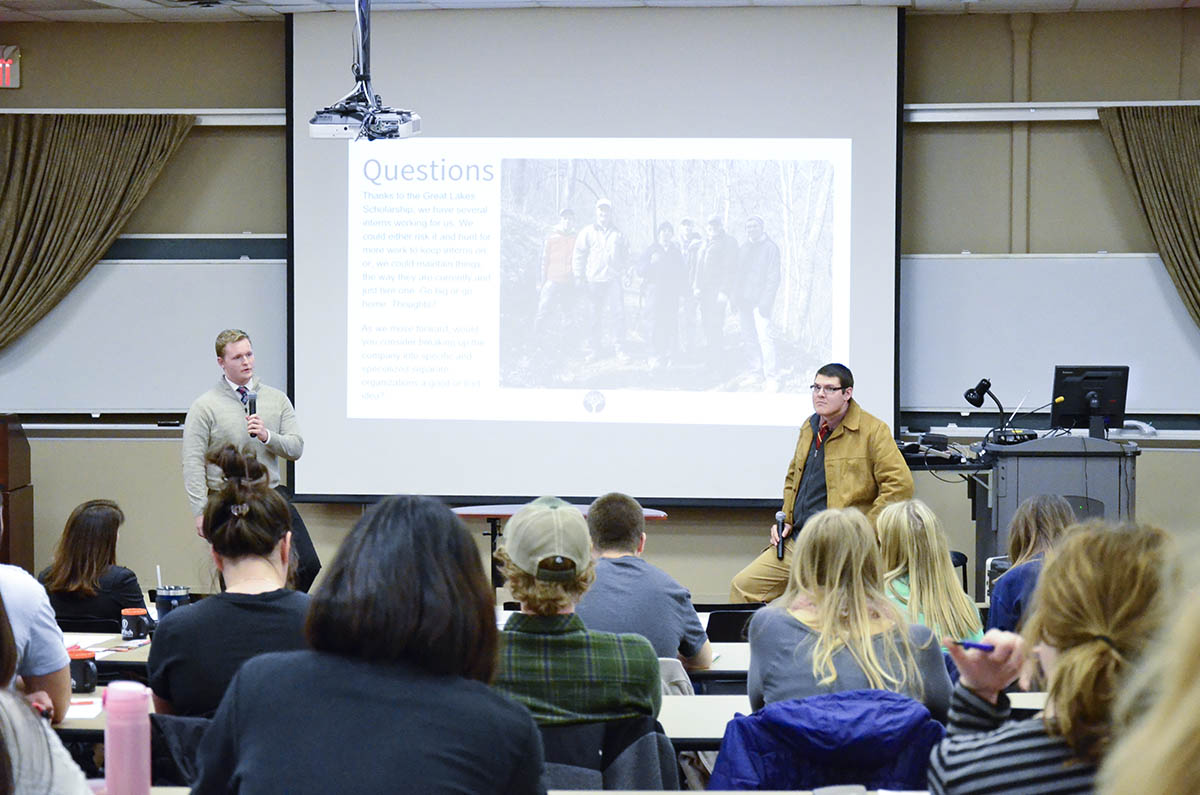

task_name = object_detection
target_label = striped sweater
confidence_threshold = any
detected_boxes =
[927,683,1095,794]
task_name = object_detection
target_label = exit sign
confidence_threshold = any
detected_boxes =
[1,46,20,89]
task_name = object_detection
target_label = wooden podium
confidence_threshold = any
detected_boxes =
[0,415,33,572]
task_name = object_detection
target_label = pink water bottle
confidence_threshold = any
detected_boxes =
[103,681,151,795]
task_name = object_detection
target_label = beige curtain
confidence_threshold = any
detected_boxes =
[0,113,194,350]
[1098,106,1200,331]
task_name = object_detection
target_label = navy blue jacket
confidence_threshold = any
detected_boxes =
[987,557,1043,632]
[709,689,945,790]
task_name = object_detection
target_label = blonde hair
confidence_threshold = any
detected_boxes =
[878,499,981,641]
[215,328,250,358]
[497,548,595,616]
[1021,521,1173,763]
[1099,593,1200,795]
[780,508,926,696]
[1006,494,1075,566]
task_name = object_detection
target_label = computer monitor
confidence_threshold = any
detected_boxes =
[1049,365,1129,439]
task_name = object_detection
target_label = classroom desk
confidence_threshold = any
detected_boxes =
[658,691,1048,751]
[64,632,151,677]
[659,694,748,750]
[688,642,750,686]
[55,686,157,743]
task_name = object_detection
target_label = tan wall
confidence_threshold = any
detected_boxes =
[27,433,1198,602]
[901,9,1200,254]
[0,22,287,235]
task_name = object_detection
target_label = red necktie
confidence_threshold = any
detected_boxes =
[815,423,831,450]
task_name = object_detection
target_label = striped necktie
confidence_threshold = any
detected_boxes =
[815,422,831,450]
[237,385,248,405]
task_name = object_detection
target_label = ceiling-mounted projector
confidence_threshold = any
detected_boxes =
[309,107,419,140]
[309,0,421,141]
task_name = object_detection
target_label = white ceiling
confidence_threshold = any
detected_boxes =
[0,0,1195,24]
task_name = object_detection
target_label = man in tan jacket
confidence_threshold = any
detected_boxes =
[730,363,913,602]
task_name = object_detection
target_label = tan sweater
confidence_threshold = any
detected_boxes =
[182,377,303,516]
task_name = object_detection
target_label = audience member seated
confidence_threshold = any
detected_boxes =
[1099,577,1199,795]
[148,445,309,717]
[0,552,69,725]
[746,507,950,720]
[38,499,148,629]
[0,590,90,793]
[987,494,1074,632]
[575,492,712,669]
[493,496,661,725]
[928,521,1173,794]
[191,495,545,795]
[878,499,983,649]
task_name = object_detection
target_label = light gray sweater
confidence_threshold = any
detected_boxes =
[182,377,303,516]
[747,604,952,722]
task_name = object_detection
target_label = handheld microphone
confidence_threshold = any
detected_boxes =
[247,393,258,438]
[775,511,787,560]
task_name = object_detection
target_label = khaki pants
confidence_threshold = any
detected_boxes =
[729,538,793,603]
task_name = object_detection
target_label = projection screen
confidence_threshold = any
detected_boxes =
[291,7,901,502]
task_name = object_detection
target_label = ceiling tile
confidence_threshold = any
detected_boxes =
[909,0,967,11]
[93,0,165,8]
[231,3,283,14]
[127,3,246,17]
[33,6,147,17]
[0,6,48,18]
[4,0,100,8]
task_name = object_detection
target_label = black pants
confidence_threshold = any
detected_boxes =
[275,485,321,593]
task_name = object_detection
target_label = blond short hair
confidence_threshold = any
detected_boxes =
[215,329,250,358]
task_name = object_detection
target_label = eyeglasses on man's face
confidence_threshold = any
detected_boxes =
[809,384,848,395]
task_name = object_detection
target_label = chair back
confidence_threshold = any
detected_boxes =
[658,657,692,695]
[150,713,212,786]
[57,617,121,634]
[706,610,755,642]
[950,550,969,591]
[539,714,679,791]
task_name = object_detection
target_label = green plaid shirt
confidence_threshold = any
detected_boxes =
[493,613,662,726]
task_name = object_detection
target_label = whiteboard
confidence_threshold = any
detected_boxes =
[0,261,287,414]
[899,254,1200,414]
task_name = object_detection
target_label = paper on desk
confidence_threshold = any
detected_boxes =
[66,700,102,720]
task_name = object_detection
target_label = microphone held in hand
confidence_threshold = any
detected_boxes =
[775,511,787,560]
[247,392,258,438]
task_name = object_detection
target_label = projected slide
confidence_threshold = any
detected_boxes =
[347,138,849,427]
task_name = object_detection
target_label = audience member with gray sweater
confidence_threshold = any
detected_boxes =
[575,492,712,669]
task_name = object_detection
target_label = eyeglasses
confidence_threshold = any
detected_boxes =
[809,384,848,395]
